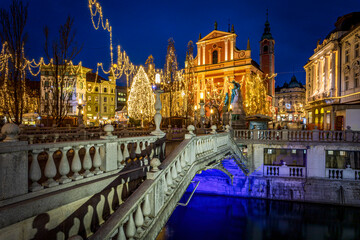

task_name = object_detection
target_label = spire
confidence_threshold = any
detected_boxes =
[231,24,234,33]
[199,33,202,40]
[247,38,251,50]
[214,21,218,30]
[261,9,273,40]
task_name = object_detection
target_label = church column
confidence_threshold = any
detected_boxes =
[197,46,201,65]
[225,40,228,61]
[202,45,206,65]
[330,51,336,96]
[230,39,234,60]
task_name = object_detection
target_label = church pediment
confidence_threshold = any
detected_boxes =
[198,30,235,43]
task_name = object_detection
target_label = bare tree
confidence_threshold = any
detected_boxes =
[42,16,82,126]
[0,0,28,124]
[185,40,195,125]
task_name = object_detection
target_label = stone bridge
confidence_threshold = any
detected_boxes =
[1,125,360,240]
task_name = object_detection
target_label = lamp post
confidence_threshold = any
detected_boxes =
[229,104,233,127]
[194,105,198,127]
[151,73,165,136]
[199,92,205,129]
[210,108,214,126]
[77,98,85,127]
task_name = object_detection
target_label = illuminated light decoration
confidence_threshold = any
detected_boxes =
[127,66,155,121]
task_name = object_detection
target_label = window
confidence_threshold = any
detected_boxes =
[104,106,107,112]
[111,88,114,93]
[104,87,107,93]
[326,150,360,169]
[88,96,91,101]
[104,97,107,102]
[355,43,359,58]
[95,87,99,92]
[264,148,306,166]
[95,106,98,112]
[44,81,49,87]
[345,50,349,63]
[88,106,91,111]
[263,45,268,53]
[212,50,218,64]
[345,76,349,90]
[355,73,359,88]
[111,97,114,102]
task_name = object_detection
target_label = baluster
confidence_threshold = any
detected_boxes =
[118,143,124,170]
[123,142,130,160]
[134,204,144,234]
[59,147,72,184]
[180,152,186,169]
[269,167,273,175]
[43,148,59,187]
[141,141,146,151]
[166,170,173,191]
[142,194,151,224]
[117,224,126,240]
[135,141,141,155]
[266,166,269,176]
[171,164,178,182]
[29,150,43,191]
[125,213,136,240]
[83,145,94,177]
[176,158,182,176]
[289,168,292,177]
[93,144,103,174]
[71,146,83,180]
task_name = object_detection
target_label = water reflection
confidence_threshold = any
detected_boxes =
[158,194,360,240]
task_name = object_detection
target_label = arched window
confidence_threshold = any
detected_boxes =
[212,50,218,64]
[263,45,268,53]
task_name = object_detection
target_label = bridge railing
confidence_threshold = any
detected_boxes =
[89,131,237,240]
[0,124,165,201]
[233,128,360,143]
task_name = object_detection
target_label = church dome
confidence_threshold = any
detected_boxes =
[288,75,302,88]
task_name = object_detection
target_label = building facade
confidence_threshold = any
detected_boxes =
[86,72,116,125]
[304,12,360,130]
[188,19,275,119]
[274,75,306,128]
[40,65,92,118]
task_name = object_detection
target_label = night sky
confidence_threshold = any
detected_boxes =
[1,0,360,87]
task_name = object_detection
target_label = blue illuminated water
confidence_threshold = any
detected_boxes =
[157,193,360,240]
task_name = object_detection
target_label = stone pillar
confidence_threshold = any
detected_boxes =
[313,126,319,141]
[345,126,353,142]
[100,125,118,172]
[0,124,28,200]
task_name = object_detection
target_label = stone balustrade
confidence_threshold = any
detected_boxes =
[264,165,305,178]
[234,128,360,143]
[326,167,360,180]
[0,123,166,201]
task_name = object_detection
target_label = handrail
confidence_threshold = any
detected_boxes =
[177,181,200,207]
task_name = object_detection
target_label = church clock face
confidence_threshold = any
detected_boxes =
[240,51,245,57]
[213,44,217,48]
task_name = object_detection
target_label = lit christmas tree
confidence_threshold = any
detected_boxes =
[127,66,155,122]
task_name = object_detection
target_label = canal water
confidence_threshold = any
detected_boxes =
[157,193,360,240]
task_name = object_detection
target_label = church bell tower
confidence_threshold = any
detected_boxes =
[260,10,275,98]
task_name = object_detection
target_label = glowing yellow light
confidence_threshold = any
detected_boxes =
[230,104,233,110]
[194,106,197,110]
[210,109,214,114]
[155,73,161,84]
[78,98,82,104]
[200,92,204,100]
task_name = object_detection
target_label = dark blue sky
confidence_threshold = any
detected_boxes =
[1,0,360,87]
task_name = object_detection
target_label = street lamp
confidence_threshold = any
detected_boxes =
[199,92,205,129]
[151,73,165,136]
[210,108,214,125]
[77,98,85,127]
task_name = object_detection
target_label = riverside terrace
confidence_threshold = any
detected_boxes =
[0,124,360,240]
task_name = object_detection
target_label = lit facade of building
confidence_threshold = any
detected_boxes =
[40,65,92,117]
[304,12,360,130]
[188,20,275,118]
[274,75,306,128]
[86,72,116,125]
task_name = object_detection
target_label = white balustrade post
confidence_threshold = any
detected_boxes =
[101,140,118,172]
[93,144,103,175]
[135,141,141,155]
[185,125,195,139]
[142,194,151,224]
[59,147,72,184]
[71,146,83,180]
[83,145,94,177]
[151,89,166,137]
[134,205,144,233]
[43,148,59,187]
[123,142,130,160]
[117,225,126,240]
[29,150,44,191]
[125,213,136,240]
